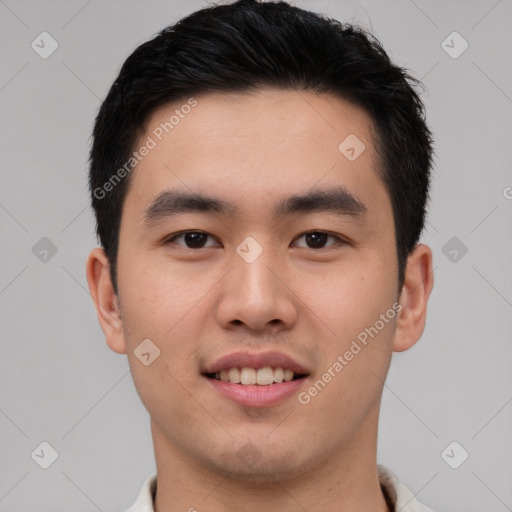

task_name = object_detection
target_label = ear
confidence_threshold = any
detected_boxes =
[85,247,127,354]
[393,243,434,352]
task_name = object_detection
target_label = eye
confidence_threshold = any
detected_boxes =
[164,231,220,249]
[292,231,344,249]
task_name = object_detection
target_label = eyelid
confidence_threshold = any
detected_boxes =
[291,230,346,249]
[164,230,348,249]
[164,230,221,248]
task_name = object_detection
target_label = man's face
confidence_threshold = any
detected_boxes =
[114,88,399,480]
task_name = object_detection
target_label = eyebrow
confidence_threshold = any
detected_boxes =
[142,185,367,225]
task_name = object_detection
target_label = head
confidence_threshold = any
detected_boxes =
[87,0,433,483]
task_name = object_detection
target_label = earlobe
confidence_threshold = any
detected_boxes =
[392,244,434,353]
[85,247,127,354]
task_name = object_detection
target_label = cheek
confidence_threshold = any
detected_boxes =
[118,261,208,422]
[118,257,221,400]
[300,265,397,440]
[298,253,398,424]
[118,255,210,340]
[299,256,396,341]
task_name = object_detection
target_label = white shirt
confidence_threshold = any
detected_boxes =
[123,464,434,512]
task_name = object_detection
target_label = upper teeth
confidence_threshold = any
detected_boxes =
[215,367,296,385]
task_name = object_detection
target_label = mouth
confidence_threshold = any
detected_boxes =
[202,351,310,407]
[204,366,308,386]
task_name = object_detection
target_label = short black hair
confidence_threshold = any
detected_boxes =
[89,0,434,295]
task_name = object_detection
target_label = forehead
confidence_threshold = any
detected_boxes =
[123,88,389,225]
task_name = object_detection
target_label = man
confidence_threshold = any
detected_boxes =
[86,1,435,510]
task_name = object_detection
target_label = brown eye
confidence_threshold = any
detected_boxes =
[166,231,219,249]
[293,231,341,249]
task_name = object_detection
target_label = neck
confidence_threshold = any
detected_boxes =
[151,404,389,512]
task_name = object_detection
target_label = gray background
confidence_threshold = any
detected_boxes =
[1,0,511,510]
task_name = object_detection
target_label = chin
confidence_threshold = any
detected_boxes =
[202,445,310,484]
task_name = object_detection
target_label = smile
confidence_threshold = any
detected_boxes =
[206,366,306,385]
[202,350,310,406]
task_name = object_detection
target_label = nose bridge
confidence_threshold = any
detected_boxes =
[215,235,297,331]
[233,238,280,305]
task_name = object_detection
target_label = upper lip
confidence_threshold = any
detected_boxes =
[203,350,310,375]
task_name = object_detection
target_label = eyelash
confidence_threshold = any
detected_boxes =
[163,230,347,250]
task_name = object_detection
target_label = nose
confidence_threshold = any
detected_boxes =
[215,244,298,334]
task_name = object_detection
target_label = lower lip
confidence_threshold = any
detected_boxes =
[206,376,307,407]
